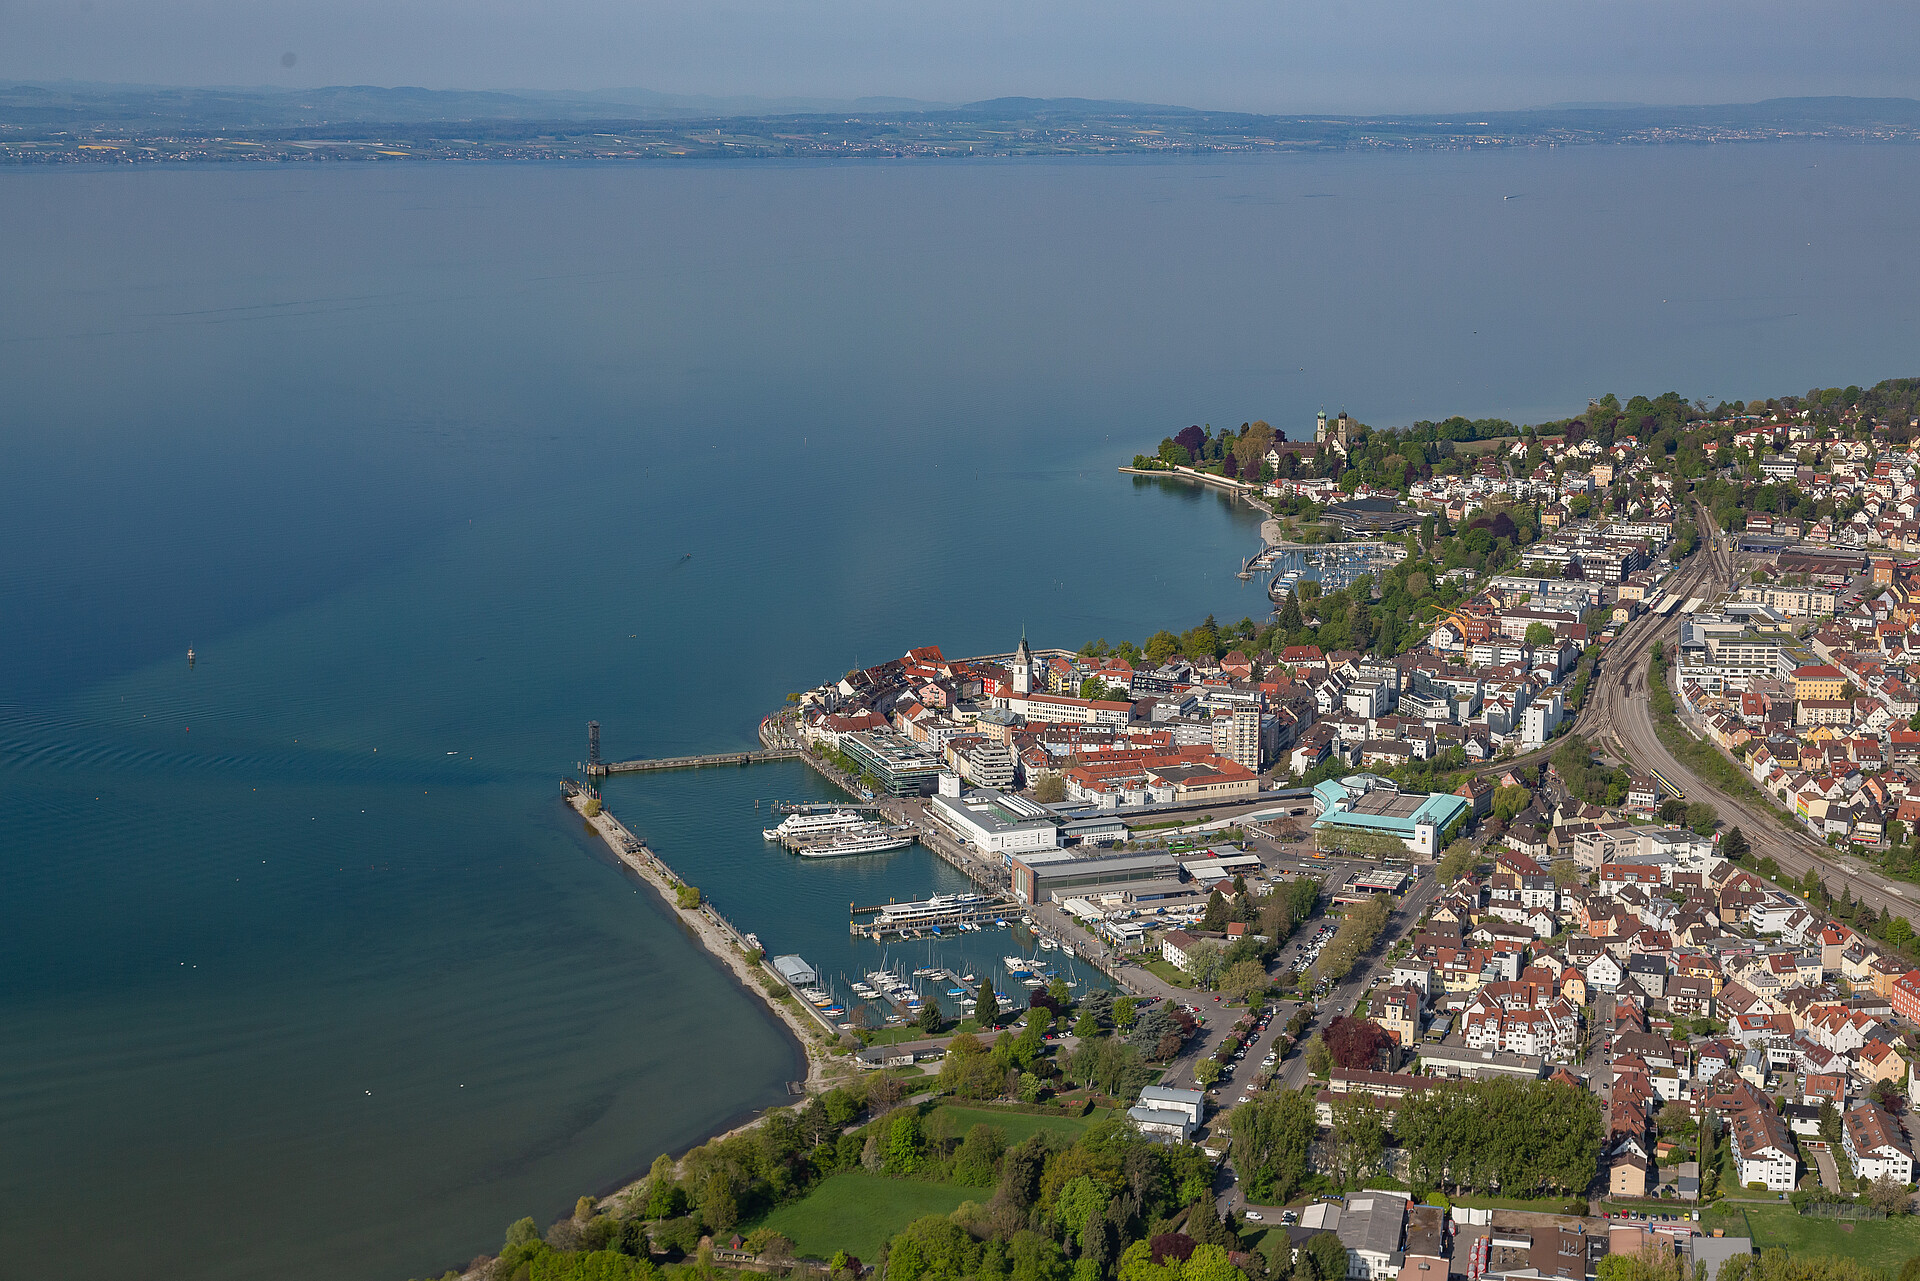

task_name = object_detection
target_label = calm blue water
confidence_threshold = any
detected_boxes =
[3,144,1917,1280]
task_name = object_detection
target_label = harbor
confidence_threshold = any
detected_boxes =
[571,718,1118,1044]
[1255,539,1409,595]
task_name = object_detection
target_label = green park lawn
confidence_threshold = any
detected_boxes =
[1142,959,1194,989]
[750,1171,974,1262]
[928,1104,1108,1146]
[1702,1202,1920,1273]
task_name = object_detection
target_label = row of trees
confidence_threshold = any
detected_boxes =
[1394,1077,1602,1198]
[1307,894,1390,989]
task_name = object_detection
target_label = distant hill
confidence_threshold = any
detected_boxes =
[5,82,1919,132]
[0,80,955,127]
[4,86,1918,164]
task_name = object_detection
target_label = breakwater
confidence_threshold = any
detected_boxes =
[561,782,841,1074]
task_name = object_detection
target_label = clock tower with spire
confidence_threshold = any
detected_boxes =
[1011,630,1034,696]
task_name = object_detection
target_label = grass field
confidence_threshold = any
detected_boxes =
[1702,1202,1920,1273]
[928,1104,1108,1145]
[750,1172,974,1261]
[1142,959,1194,989]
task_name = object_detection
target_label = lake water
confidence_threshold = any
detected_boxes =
[3,144,1916,1280]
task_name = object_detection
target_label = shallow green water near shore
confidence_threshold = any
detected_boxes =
[4,145,1919,1279]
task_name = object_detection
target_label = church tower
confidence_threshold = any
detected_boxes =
[1315,409,1329,445]
[1011,630,1034,695]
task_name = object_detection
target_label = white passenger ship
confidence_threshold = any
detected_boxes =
[786,824,915,857]
[762,809,868,842]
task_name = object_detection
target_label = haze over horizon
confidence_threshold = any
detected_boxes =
[6,0,1920,117]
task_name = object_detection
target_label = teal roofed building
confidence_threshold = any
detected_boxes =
[1312,773,1467,857]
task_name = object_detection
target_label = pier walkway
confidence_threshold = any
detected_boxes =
[593,748,800,776]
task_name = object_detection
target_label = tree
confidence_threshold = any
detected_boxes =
[1202,890,1230,933]
[1220,959,1270,1006]
[1305,1233,1348,1281]
[1722,827,1750,860]
[919,998,944,1035]
[1818,1099,1842,1146]
[950,1122,1004,1187]
[1887,916,1915,949]
[1596,1253,1686,1281]
[889,1214,982,1281]
[1437,841,1480,883]
[1189,942,1226,991]
[1524,622,1555,647]
[642,1153,685,1219]
[700,1170,739,1234]
[1181,1244,1243,1281]
[1327,1094,1386,1187]
[977,984,1001,1028]
[884,1112,926,1174]
[1303,1033,1333,1078]
[1492,786,1532,825]
[1196,1058,1223,1087]
[1113,996,1137,1030]
[1229,1089,1317,1202]
[1867,1174,1913,1217]
[1685,802,1718,836]
[1034,772,1067,804]
[1394,1077,1601,1197]
[1324,1016,1391,1070]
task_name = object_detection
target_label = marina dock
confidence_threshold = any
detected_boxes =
[850,892,1019,940]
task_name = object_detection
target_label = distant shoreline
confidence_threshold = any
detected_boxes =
[8,91,1920,167]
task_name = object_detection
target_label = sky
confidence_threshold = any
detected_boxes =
[4,0,1920,114]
